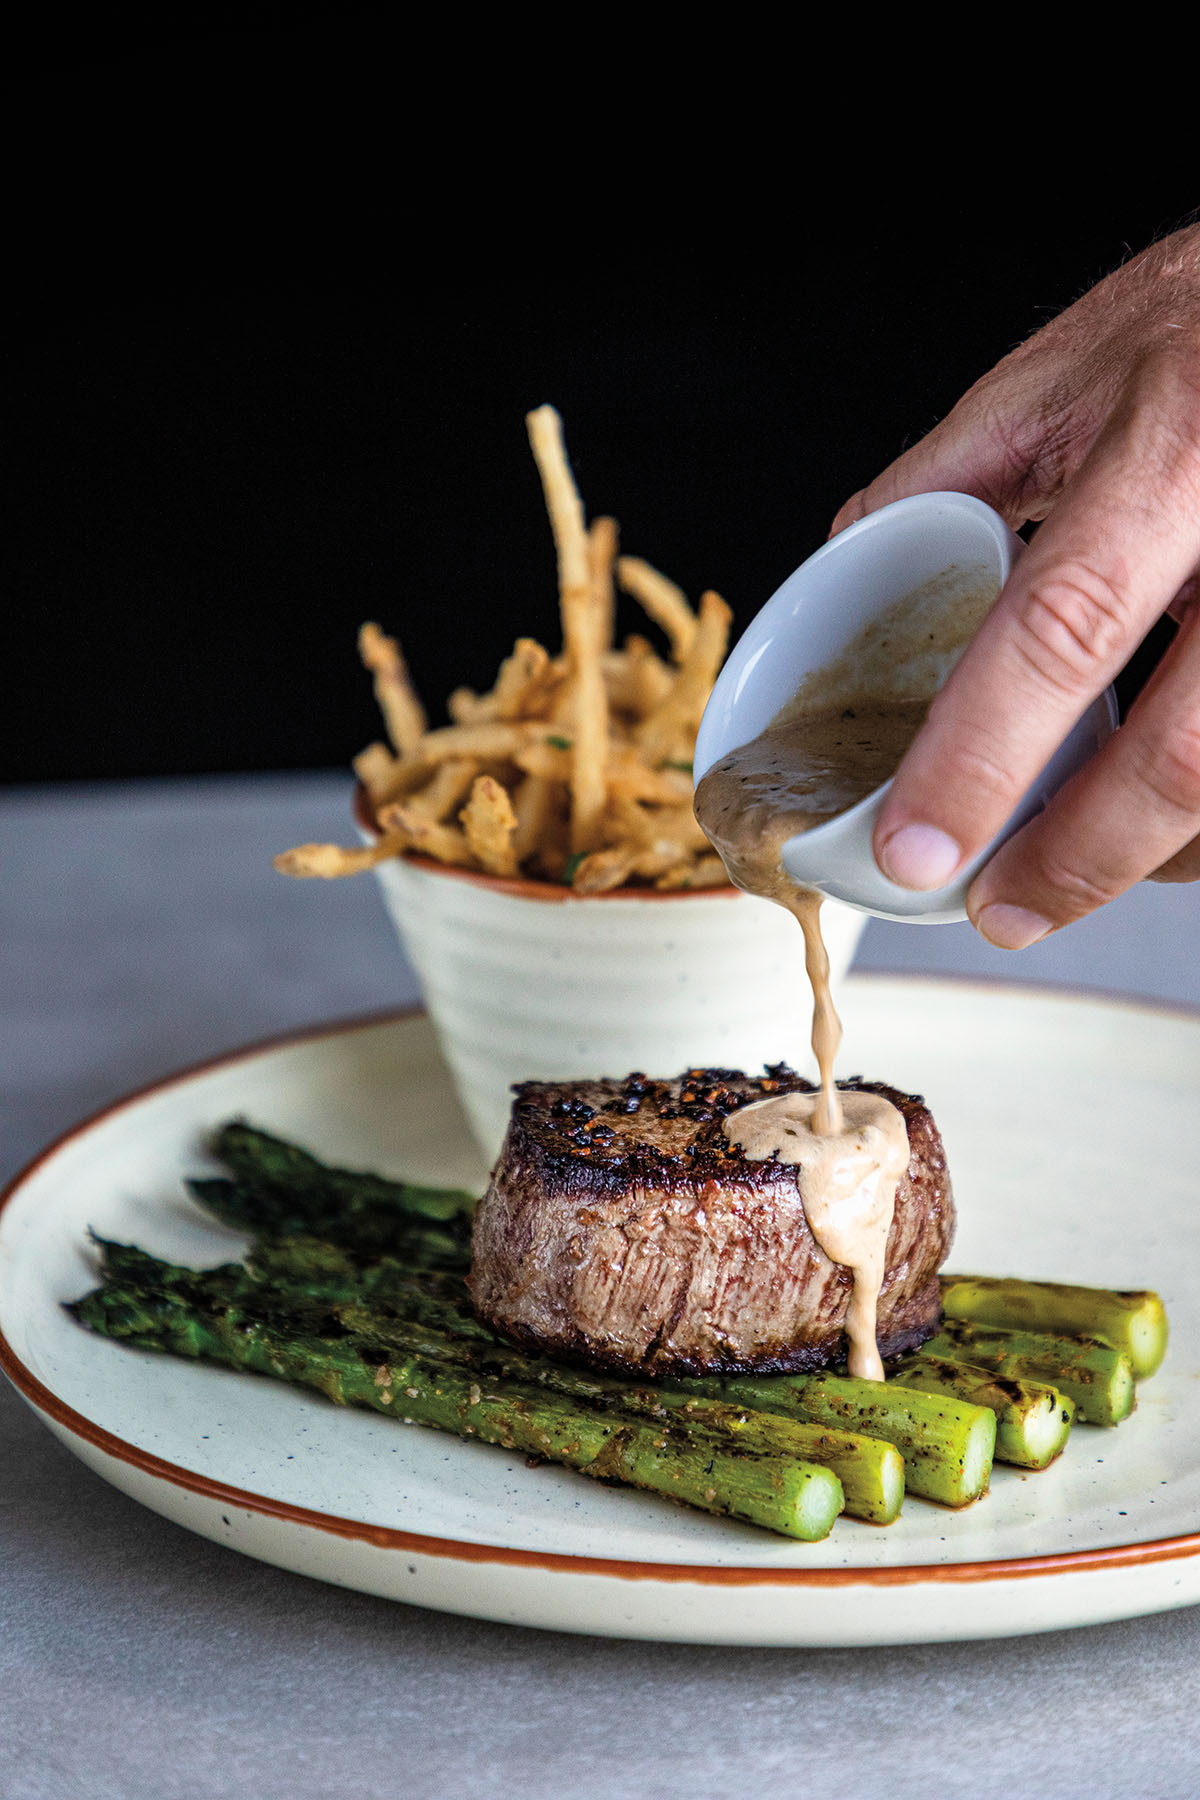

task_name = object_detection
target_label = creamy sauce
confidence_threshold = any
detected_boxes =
[724,1089,911,1380]
[693,699,928,1140]
[696,698,931,850]
[694,702,931,1376]
[692,572,999,1378]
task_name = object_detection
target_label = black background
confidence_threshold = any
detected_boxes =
[8,21,1195,785]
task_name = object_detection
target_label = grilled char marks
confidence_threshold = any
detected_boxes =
[470,1067,955,1378]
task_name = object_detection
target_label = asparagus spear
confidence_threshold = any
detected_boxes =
[90,1240,901,1524]
[333,1301,906,1526]
[102,1233,486,1342]
[939,1275,1168,1380]
[189,1121,476,1261]
[212,1121,476,1224]
[69,1277,843,1540]
[144,1233,993,1513]
[248,1237,489,1331]
[680,1369,996,1508]
[188,1177,473,1268]
[891,1352,1075,1470]
[241,1240,1001,1519]
[206,1131,1169,1420]
[922,1319,1135,1427]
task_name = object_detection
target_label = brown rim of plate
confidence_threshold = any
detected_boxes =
[351,781,737,903]
[3,993,1199,1590]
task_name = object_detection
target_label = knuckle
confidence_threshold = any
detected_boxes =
[983,387,1083,512]
[929,728,1021,812]
[1136,339,1200,413]
[961,363,1096,519]
[1149,847,1200,884]
[976,402,1040,500]
[1127,347,1200,492]
[1032,849,1121,915]
[1009,561,1136,697]
[1129,719,1200,818]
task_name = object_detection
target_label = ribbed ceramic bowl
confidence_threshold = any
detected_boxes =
[356,792,865,1160]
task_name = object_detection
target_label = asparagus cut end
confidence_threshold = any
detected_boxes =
[779,1463,845,1543]
[891,1353,1076,1471]
[1010,1390,1077,1470]
[925,1321,1136,1428]
[875,1446,906,1528]
[1102,1356,1137,1427]
[959,1406,997,1506]
[876,1381,996,1508]
[939,1275,1169,1381]
[1124,1294,1170,1380]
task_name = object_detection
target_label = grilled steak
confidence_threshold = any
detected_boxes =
[469,1066,955,1377]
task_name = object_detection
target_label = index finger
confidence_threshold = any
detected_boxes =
[874,349,1200,891]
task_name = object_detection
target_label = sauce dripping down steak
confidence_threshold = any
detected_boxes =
[469,1066,955,1377]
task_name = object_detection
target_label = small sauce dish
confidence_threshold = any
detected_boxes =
[694,491,1118,923]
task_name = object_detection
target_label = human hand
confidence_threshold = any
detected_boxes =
[831,223,1200,947]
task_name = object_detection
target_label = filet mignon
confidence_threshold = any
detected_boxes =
[469,1066,955,1377]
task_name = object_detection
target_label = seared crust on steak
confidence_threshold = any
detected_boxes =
[469,1066,955,1377]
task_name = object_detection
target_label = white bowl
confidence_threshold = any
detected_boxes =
[694,492,1119,923]
[363,831,865,1161]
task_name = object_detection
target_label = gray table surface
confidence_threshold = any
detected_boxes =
[4,773,1200,1800]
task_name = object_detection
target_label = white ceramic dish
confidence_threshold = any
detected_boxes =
[2,979,1199,1647]
[365,848,864,1160]
[694,493,1119,923]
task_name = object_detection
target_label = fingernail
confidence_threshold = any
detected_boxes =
[973,903,1054,950]
[878,824,962,890]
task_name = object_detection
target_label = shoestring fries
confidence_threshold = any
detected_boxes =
[275,406,733,892]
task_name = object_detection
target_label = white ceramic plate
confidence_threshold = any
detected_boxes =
[2,977,1198,1646]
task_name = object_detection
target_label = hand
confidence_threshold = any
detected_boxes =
[831,223,1200,948]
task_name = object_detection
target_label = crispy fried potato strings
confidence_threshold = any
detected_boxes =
[275,406,732,891]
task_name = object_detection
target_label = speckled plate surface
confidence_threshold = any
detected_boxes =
[2,978,1199,1645]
